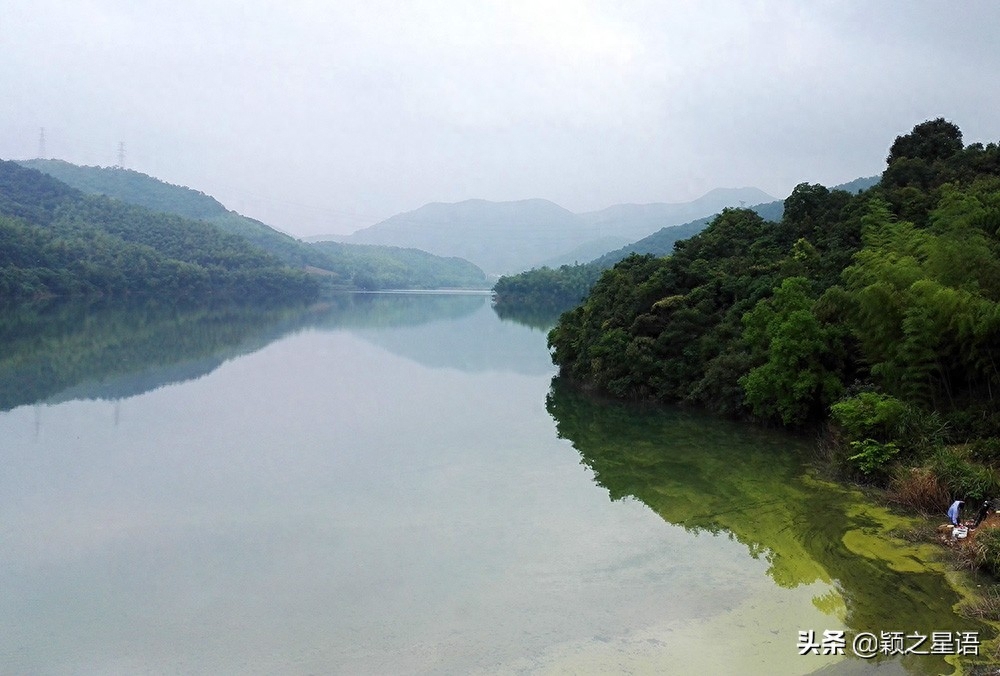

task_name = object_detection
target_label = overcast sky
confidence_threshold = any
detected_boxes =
[2,1,999,237]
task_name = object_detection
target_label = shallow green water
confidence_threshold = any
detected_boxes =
[0,293,989,674]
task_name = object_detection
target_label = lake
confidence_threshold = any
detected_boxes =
[0,293,987,674]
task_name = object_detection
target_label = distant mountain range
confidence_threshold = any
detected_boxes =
[15,158,880,295]
[328,187,776,275]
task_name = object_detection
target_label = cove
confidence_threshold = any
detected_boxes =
[0,292,988,674]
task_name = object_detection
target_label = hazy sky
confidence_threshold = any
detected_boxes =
[3,1,999,237]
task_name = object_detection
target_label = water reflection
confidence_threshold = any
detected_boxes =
[490,300,564,331]
[2,294,992,674]
[313,290,484,329]
[353,294,555,375]
[0,292,542,411]
[0,300,316,411]
[545,377,987,674]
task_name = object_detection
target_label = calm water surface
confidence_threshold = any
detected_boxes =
[0,293,988,674]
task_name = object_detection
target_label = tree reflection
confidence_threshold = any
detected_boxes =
[545,376,987,673]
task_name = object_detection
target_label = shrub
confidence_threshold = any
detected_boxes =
[887,466,949,514]
[848,438,900,477]
[897,409,948,455]
[831,391,948,458]
[831,392,909,443]
[931,447,1000,503]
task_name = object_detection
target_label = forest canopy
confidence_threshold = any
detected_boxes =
[547,120,1000,477]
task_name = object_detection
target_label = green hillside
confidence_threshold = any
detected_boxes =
[492,263,604,320]
[491,203,781,318]
[17,159,351,274]
[18,159,229,220]
[312,241,488,290]
[0,160,318,304]
[17,160,489,290]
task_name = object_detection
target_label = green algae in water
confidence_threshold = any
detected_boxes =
[546,378,992,674]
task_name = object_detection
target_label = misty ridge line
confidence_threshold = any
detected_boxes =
[335,175,876,241]
[13,157,877,281]
[338,186,787,275]
[16,157,766,236]
[366,192,772,228]
[12,154,773,238]
[323,189,778,238]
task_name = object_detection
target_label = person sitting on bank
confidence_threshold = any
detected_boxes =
[973,500,991,528]
[948,499,964,526]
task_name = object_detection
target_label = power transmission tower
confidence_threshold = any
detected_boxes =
[38,128,46,159]
[117,141,126,168]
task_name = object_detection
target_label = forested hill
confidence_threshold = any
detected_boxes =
[17,160,489,290]
[491,177,877,317]
[18,159,229,220]
[588,174,878,268]
[490,200,782,318]
[548,118,1000,480]
[0,160,318,303]
[18,159,341,271]
[591,197,788,268]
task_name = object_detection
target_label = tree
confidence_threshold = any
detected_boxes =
[886,118,963,166]
[783,183,831,226]
[740,277,844,425]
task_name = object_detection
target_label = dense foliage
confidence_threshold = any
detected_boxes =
[492,263,603,316]
[548,120,1000,486]
[0,161,319,303]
